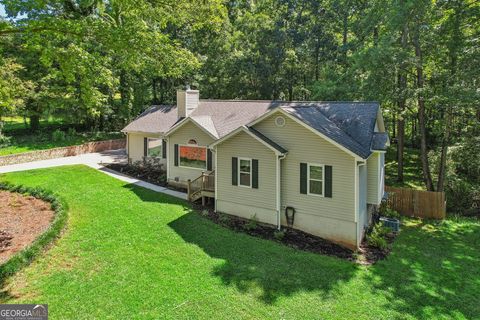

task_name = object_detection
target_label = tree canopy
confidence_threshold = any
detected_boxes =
[0,0,479,193]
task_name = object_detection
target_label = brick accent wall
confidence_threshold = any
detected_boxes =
[0,139,126,166]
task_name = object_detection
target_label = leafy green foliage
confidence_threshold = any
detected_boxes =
[366,223,390,250]
[244,214,258,231]
[0,166,479,318]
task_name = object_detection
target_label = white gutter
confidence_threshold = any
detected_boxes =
[214,147,218,212]
[276,154,286,230]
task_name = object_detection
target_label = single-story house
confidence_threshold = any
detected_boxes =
[122,88,389,249]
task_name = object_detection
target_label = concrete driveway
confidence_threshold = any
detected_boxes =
[0,149,187,200]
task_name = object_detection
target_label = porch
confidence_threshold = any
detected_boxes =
[187,170,215,205]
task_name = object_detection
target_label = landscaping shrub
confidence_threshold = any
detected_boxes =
[52,129,66,142]
[430,137,480,215]
[366,223,389,250]
[0,183,68,282]
[244,215,258,231]
[273,230,286,241]
[218,213,230,224]
[383,208,401,219]
[66,127,77,139]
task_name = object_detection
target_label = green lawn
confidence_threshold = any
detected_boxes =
[2,116,63,133]
[0,132,123,156]
[0,166,478,319]
[385,146,426,190]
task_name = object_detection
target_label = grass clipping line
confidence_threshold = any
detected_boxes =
[0,183,68,283]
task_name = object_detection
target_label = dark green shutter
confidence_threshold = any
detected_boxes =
[325,165,333,198]
[232,157,238,185]
[162,139,167,158]
[143,137,148,157]
[207,149,213,171]
[300,163,307,194]
[252,159,259,189]
[174,144,179,166]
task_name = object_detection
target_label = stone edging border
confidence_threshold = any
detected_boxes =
[0,139,126,166]
[0,183,68,283]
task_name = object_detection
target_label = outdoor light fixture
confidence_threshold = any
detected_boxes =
[285,206,295,227]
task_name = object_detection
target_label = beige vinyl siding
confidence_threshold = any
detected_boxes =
[254,112,358,247]
[254,112,356,221]
[127,133,165,165]
[367,152,380,204]
[216,131,277,225]
[167,121,215,184]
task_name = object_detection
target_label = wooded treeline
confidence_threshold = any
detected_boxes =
[0,0,479,197]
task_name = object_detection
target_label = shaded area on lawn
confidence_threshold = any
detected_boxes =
[124,182,358,304]
[367,218,480,319]
[169,212,358,304]
[0,165,479,319]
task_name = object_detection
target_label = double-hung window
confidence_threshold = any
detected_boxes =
[147,138,162,158]
[239,158,252,187]
[308,164,324,196]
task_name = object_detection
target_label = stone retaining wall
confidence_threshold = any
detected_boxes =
[0,139,126,166]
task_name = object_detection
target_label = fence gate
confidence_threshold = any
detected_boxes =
[385,186,446,219]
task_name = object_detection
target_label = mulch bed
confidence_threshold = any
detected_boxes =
[0,191,55,264]
[105,163,187,193]
[106,163,395,264]
[194,204,397,265]
[105,163,167,187]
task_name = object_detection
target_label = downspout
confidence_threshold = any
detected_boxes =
[356,161,367,248]
[166,137,170,183]
[124,132,128,158]
[276,154,286,230]
[213,146,218,212]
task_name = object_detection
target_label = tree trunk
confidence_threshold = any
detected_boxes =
[152,78,158,104]
[396,112,405,182]
[413,27,435,191]
[396,20,408,183]
[30,115,40,132]
[436,111,451,191]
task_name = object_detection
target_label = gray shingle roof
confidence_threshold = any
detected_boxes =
[371,132,389,151]
[189,100,277,138]
[280,102,380,158]
[123,100,385,159]
[247,126,288,154]
[121,105,178,134]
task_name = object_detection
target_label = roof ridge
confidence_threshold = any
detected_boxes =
[200,99,379,104]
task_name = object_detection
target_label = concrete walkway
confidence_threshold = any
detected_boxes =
[0,149,187,200]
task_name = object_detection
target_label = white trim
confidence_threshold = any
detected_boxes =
[177,144,208,171]
[214,147,218,212]
[354,160,359,224]
[306,163,325,197]
[166,137,170,180]
[165,117,218,140]
[378,153,384,203]
[125,133,129,157]
[247,108,365,160]
[238,157,252,188]
[209,126,286,156]
[146,137,163,158]
[276,155,285,230]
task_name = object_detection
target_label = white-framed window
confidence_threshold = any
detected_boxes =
[179,145,207,170]
[308,163,324,196]
[239,158,252,187]
[147,138,162,158]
